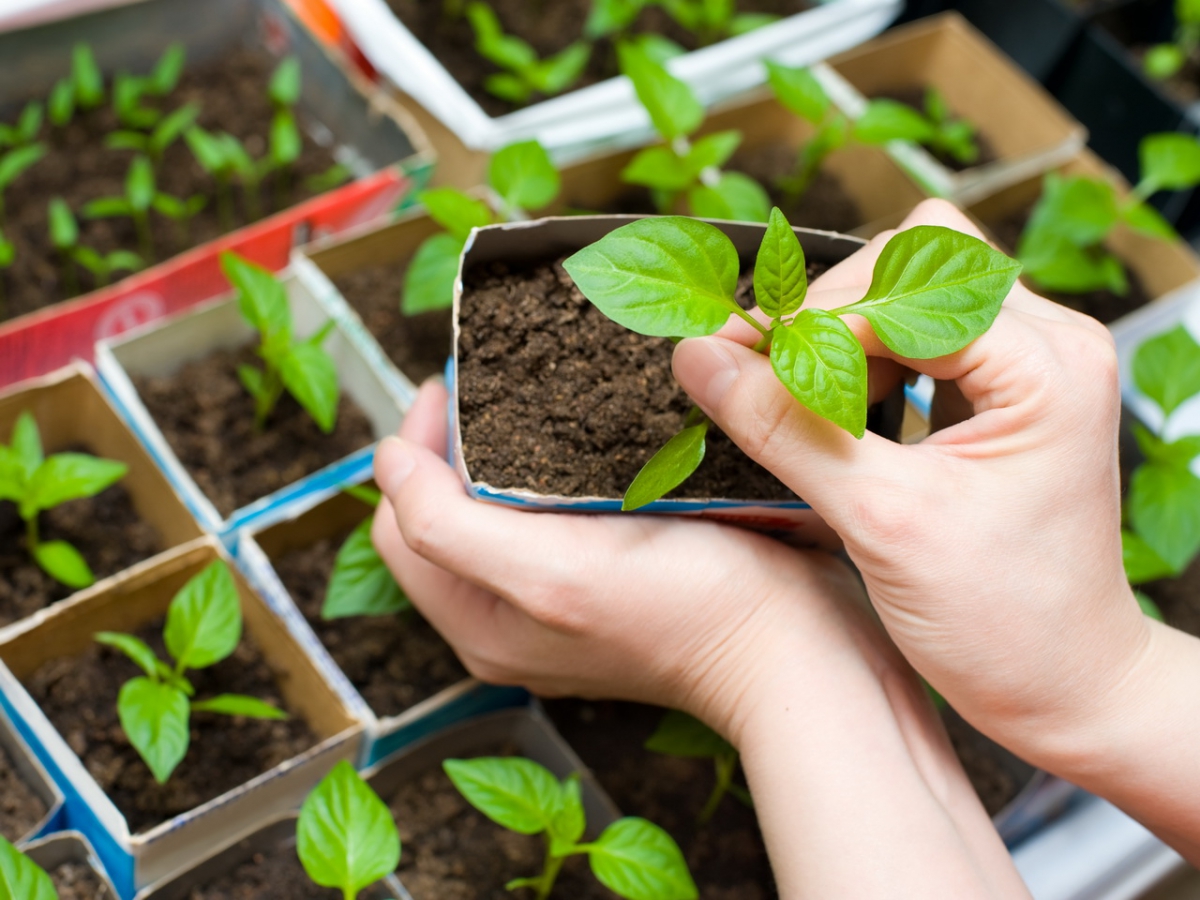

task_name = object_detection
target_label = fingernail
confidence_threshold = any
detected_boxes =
[673,338,740,412]
[375,437,416,496]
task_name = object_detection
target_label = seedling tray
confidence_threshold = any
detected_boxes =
[23,830,122,899]
[0,703,63,846]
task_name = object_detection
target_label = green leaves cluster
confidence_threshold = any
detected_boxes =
[1145,0,1200,80]
[467,2,591,104]
[0,411,127,588]
[445,755,697,900]
[47,43,105,128]
[645,711,748,824]
[112,43,186,130]
[94,560,286,784]
[0,835,57,900]
[853,86,979,165]
[564,213,1020,509]
[221,251,341,434]
[586,0,777,44]
[321,485,411,620]
[0,103,43,150]
[83,155,202,264]
[49,196,142,295]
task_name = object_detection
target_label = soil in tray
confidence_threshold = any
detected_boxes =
[273,529,467,719]
[51,861,114,900]
[0,742,48,842]
[132,343,375,518]
[870,87,1001,173]
[0,47,342,324]
[23,618,317,835]
[187,837,393,900]
[387,0,810,117]
[331,257,454,385]
[0,476,163,628]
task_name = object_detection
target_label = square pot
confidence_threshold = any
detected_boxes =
[234,484,529,767]
[95,268,407,537]
[0,537,364,897]
[22,831,122,899]
[0,704,63,846]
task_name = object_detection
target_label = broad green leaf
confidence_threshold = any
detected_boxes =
[126,156,155,211]
[270,110,302,167]
[1145,43,1186,79]
[484,73,531,104]
[0,449,22,504]
[645,710,734,758]
[118,677,190,784]
[152,103,200,155]
[72,44,104,108]
[771,309,867,437]
[22,452,127,517]
[1182,0,1200,25]
[443,757,561,834]
[1129,459,1200,573]
[32,540,94,589]
[1025,173,1120,247]
[1122,528,1176,585]
[48,79,75,127]
[1140,132,1200,194]
[95,632,163,679]
[834,225,1022,359]
[191,694,287,719]
[1122,200,1176,240]
[82,196,133,219]
[1134,425,1200,469]
[149,43,186,95]
[683,130,743,176]
[589,818,698,900]
[298,761,400,897]
[618,42,703,141]
[549,773,587,856]
[343,484,382,506]
[269,56,302,107]
[687,171,770,223]
[164,560,243,671]
[281,342,339,433]
[0,835,56,900]
[420,188,494,241]
[0,144,46,191]
[1133,324,1200,418]
[631,33,687,65]
[765,61,829,124]
[585,0,646,37]
[1019,229,1128,296]
[563,217,739,338]
[853,100,936,146]
[11,410,44,479]
[623,423,708,511]
[402,232,464,315]
[489,140,560,212]
[623,146,694,192]
[1136,590,1166,621]
[530,42,591,95]
[322,519,410,619]
[753,206,807,317]
[47,197,77,250]
[220,252,291,340]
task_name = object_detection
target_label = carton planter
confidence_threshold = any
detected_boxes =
[0,537,363,897]
[332,0,900,156]
[0,704,63,845]
[95,269,407,538]
[818,13,1087,205]
[0,363,204,633]
[234,485,528,767]
[0,0,433,391]
[23,831,122,898]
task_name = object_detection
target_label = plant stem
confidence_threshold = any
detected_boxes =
[699,752,739,824]
[254,364,285,432]
[25,514,39,555]
[536,838,565,900]
[244,179,263,222]
[134,210,155,263]
[731,305,770,338]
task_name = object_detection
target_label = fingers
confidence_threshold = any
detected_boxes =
[398,377,450,453]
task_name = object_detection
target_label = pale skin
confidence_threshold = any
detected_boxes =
[372,200,1200,897]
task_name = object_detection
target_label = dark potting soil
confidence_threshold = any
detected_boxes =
[132,343,375,517]
[0,742,48,842]
[731,146,865,233]
[387,0,810,117]
[0,48,342,323]
[331,257,454,385]
[186,837,393,900]
[51,862,115,900]
[273,530,468,719]
[458,256,834,501]
[0,478,162,628]
[543,700,773,900]
[23,618,318,835]
[870,87,1000,173]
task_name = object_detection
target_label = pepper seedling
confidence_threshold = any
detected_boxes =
[1018,133,1200,297]
[82,156,159,261]
[445,756,698,900]
[645,711,748,824]
[1145,0,1200,79]
[564,211,1021,508]
[105,102,201,169]
[50,193,142,289]
[0,411,127,588]
[265,56,303,201]
[220,251,340,434]
[111,43,186,130]
[852,87,980,167]
[0,102,43,149]
[0,834,57,900]
[0,144,47,227]
[297,760,402,900]
[322,485,411,620]
[184,127,247,229]
[93,560,287,784]
[47,43,106,129]
[466,1,591,104]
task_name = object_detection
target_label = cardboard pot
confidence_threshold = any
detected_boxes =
[23,831,122,898]
[0,703,63,846]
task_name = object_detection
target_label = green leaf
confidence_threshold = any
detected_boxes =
[305,163,352,194]
[22,452,127,517]
[0,144,46,192]
[529,42,591,95]
[11,410,44,479]
[343,484,382,506]
[684,130,742,176]
[220,252,291,340]
[833,225,1022,359]
[585,0,646,37]
[1181,0,1200,25]
[0,835,56,900]
[237,364,269,405]
[72,44,104,108]
[630,33,687,65]
[754,206,807,318]
[1122,200,1177,240]
[623,423,708,511]
[1139,132,1200,194]
[771,309,867,437]
[126,156,155,211]
[730,12,778,33]
[588,818,698,900]
[0,233,13,269]
[853,100,936,146]
[1019,229,1128,295]
[185,126,227,174]
[280,342,339,433]
[1144,43,1186,80]
[47,197,78,250]
[298,760,400,897]
[15,103,43,145]
[468,3,537,71]
[1133,324,1200,419]
[1123,529,1177,585]
[443,757,561,834]
[1134,425,1200,469]
[322,519,410,619]
[191,694,287,719]
[618,41,703,141]
[623,146,694,192]
[48,78,76,127]
[105,130,149,153]
[269,56,302,107]
[488,140,560,212]
[112,73,157,129]
[32,540,94,589]
[1129,459,1200,572]
[1025,173,1120,247]
[118,677,190,784]
[644,711,734,758]
[164,560,243,671]
[402,232,464,315]
[484,73,532,104]
[563,216,739,338]
[270,110,302,167]
[549,773,586,856]
[106,249,143,273]
[95,631,164,679]
[420,188,494,241]
[81,196,132,219]
[687,171,771,223]
[765,61,829,124]
[151,103,200,156]
[1136,590,1166,621]
[148,43,186,95]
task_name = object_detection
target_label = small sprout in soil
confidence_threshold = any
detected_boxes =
[853,87,980,167]
[323,485,411,620]
[1145,0,1200,80]
[297,760,401,900]
[620,41,769,221]
[0,143,47,227]
[403,139,560,315]
[266,56,304,203]
[93,559,287,784]
[466,1,591,105]
[47,197,81,297]
[220,251,341,433]
[0,101,44,149]
[105,102,201,168]
[82,156,165,262]
[71,246,143,289]
[47,78,75,128]
[152,191,207,246]
[656,0,778,45]
[0,410,128,588]
[645,711,749,824]
[71,43,106,112]
[0,833,57,900]
[1018,133,1200,297]
[110,43,186,130]
[185,127,248,229]
[445,756,698,900]
[564,211,1021,509]
[0,229,14,316]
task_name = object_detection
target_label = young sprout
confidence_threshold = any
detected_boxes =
[0,834,57,900]
[152,191,207,246]
[322,486,411,620]
[110,43,186,130]
[47,197,80,297]
[74,43,105,111]
[564,211,1021,508]
[466,1,591,104]
[72,246,143,289]
[0,411,127,588]
[853,87,980,167]
[645,711,748,824]
[1145,0,1200,80]
[82,156,159,261]
[403,139,560,315]
[297,761,401,900]
[445,756,697,900]
[184,127,241,229]
[0,102,44,149]
[0,229,13,317]
[106,102,201,168]
[305,163,353,194]
[220,251,340,433]
[264,56,303,204]
[0,143,47,227]
[587,0,777,43]
[47,78,75,129]
[1018,133,1200,297]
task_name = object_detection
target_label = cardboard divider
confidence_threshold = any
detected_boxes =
[0,704,63,845]
[23,830,122,898]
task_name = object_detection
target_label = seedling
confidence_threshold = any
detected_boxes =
[83,156,196,262]
[106,102,201,168]
[220,251,340,433]
[111,44,186,130]
[0,411,127,588]
[0,143,47,227]
[1145,0,1200,80]
[71,246,143,289]
[322,485,411,620]
[445,756,697,900]
[564,212,1020,508]
[265,56,303,202]
[1019,133,1200,297]
[47,43,106,126]
[585,0,776,43]
[0,834,57,900]
[0,102,43,149]
[297,760,401,900]
[50,192,142,288]
[184,127,247,228]
[620,42,769,222]
[403,139,561,315]
[93,560,287,783]
[645,711,748,824]
[853,87,979,167]
[0,229,14,317]
[466,1,591,104]
[152,191,207,246]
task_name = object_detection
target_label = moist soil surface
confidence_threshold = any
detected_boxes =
[24,617,317,835]
[0,47,342,323]
[51,862,114,900]
[731,149,865,233]
[0,742,48,842]
[388,0,810,117]
[0,478,162,628]
[273,529,467,719]
[133,343,375,517]
[458,256,832,502]
[871,86,1000,173]
[331,256,454,385]
[187,836,393,900]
